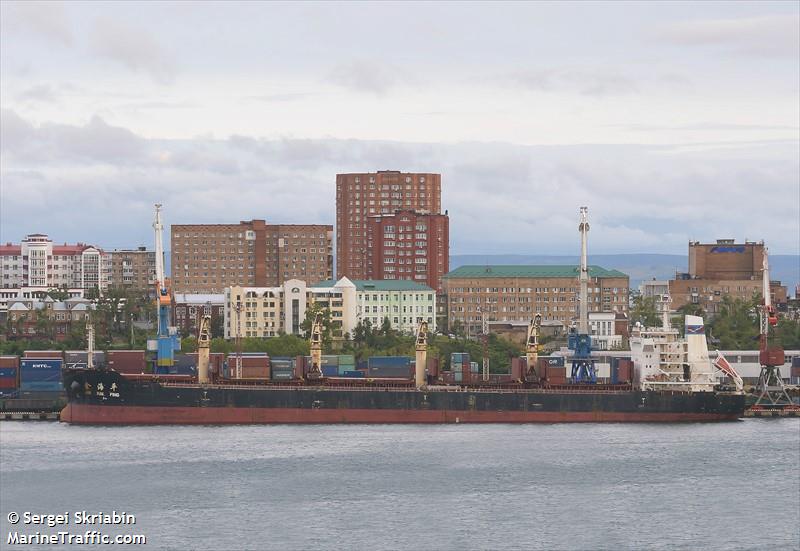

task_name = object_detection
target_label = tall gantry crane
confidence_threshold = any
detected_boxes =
[151,204,179,373]
[754,248,792,407]
[568,207,597,383]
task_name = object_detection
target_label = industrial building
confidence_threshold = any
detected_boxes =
[442,265,630,336]
[170,220,333,293]
[669,240,788,314]
[336,171,442,282]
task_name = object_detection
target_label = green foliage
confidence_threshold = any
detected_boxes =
[210,334,310,357]
[708,296,759,350]
[300,303,334,348]
[773,318,800,349]
[181,336,198,353]
[630,295,660,327]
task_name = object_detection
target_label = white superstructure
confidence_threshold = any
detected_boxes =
[630,295,718,392]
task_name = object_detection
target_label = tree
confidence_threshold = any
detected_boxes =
[300,302,333,349]
[630,295,659,328]
[707,296,759,349]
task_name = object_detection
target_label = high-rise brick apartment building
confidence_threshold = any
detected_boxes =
[109,247,156,293]
[669,240,788,314]
[365,210,449,292]
[171,220,333,293]
[336,171,446,289]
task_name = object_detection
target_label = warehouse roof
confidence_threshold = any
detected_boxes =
[314,278,434,292]
[443,265,628,279]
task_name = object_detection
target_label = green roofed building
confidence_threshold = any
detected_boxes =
[442,265,629,335]
[315,278,436,334]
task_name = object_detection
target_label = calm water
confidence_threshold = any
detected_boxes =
[1,420,798,551]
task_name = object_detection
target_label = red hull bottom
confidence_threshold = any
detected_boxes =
[60,403,740,425]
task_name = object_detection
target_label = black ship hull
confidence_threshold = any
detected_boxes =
[60,369,745,424]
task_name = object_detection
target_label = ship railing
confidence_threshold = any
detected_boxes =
[157,381,636,394]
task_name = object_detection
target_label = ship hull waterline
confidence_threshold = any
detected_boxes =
[60,403,740,425]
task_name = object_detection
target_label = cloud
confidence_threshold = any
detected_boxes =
[508,68,638,96]
[327,60,404,95]
[1,111,798,260]
[5,1,73,46]
[16,83,58,103]
[658,14,800,58]
[1,109,147,164]
[89,17,177,84]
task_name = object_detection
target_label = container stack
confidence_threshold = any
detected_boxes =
[226,354,270,379]
[426,357,439,379]
[107,350,147,374]
[368,356,413,378]
[65,351,105,369]
[0,356,20,396]
[611,358,633,384]
[337,355,356,375]
[450,353,470,383]
[270,357,295,381]
[511,356,527,380]
[20,358,63,393]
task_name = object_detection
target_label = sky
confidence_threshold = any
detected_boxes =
[1,1,798,257]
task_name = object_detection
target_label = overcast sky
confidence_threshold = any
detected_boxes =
[1,1,798,256]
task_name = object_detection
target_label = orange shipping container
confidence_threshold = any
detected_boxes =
[0,356,20,369]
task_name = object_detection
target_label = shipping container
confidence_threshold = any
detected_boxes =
[341,370,365,378]
[20,359,63,391]
[322,366,338,377]
[65,351,106,368]
[338,355,355,365]
[369,356,412,368]
[470,361,480,373]
[24,350,64,360]
[539,356,566,367]
[367,366,412,378]
[426,357,439,378]
[0,356,20,369]
[792,356,800,369]
[107,350,147,374]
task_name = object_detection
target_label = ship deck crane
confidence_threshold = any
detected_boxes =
[569,207,597,383]
[415,321,428,388]
[754,248,792,408]
[526,313,542,381]
[197,315,211,384]
[150,204,179,373]
[307,313,324,379]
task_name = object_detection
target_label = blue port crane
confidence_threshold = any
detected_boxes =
[150,204,180,373]
[568,207,597,383]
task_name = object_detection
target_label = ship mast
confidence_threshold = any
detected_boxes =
[578,206,589,335]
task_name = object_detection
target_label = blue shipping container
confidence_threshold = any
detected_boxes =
[20,381,63,391]
[341,370,365,378]
[369,356,411,368]
[20,359,63,384]
[0,367,18,378]
[322,366,338,377]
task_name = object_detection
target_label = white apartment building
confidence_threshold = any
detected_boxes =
[224,277,437,340]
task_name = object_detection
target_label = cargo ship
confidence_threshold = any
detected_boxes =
[59,315,745,425]
[59,207,744,424]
